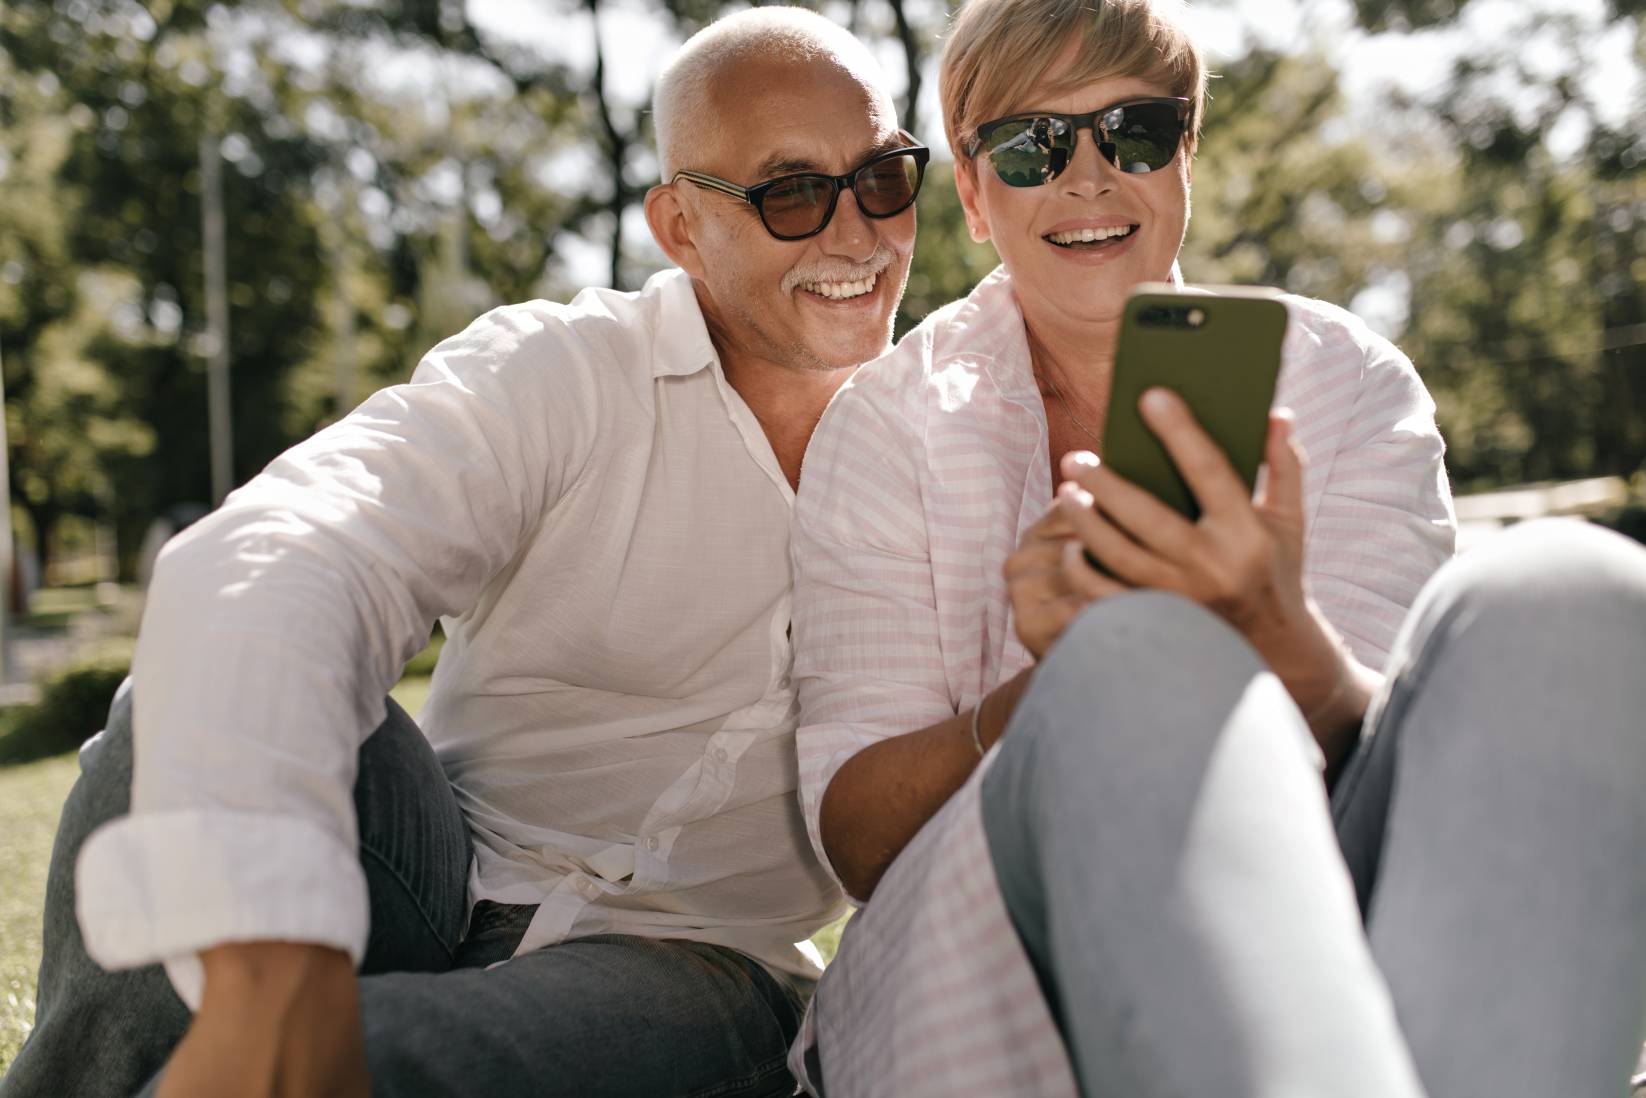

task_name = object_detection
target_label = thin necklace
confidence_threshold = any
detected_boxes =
[1038,364,1103,447]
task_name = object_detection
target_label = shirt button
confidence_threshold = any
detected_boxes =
[573,875,597,898]
[712,746,729,763]
[645,835,660,852]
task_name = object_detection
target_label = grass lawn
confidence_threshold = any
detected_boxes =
[0,670,848,1074]
[0,752,79,1073]
[0,674,435,1074]
[23,585,124,633]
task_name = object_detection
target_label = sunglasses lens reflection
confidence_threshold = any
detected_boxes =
[983,103,1184,187]
[1109,102,1183,173]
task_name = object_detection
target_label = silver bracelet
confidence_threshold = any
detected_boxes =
[969,700,987,758]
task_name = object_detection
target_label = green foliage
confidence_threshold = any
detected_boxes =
[1,0,1643,565]
[1595,504,1646,545]
[1348,0,1472,33]
[898,165,1001,337]
[0,642,132,767]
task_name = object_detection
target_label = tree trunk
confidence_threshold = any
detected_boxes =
[586,0,630,290]
[886,0,923,136]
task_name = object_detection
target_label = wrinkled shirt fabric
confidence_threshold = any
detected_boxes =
[77,267,844,1008]
[788,266,1456,1096]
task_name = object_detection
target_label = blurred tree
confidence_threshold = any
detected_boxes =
[5,0,1638,577]
[0,53,158,567]
[1339,0,1646,488]
[1,0,333,571]
[896,163,1000,336]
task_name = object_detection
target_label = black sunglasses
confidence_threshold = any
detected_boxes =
[965,97,1191,187]
[671,142,930,241]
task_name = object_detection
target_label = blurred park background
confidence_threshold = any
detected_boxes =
[1,0,1644,1074]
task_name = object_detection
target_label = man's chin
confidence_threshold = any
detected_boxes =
[801,308,897,369]
[806,329,893,371]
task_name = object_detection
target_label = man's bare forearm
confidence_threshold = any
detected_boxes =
[819,668,1034,901]
[156,942,367,1098]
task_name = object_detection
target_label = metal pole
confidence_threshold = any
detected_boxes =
[328,184,356,418]
[200,130,233,506]
[0,334,14,683]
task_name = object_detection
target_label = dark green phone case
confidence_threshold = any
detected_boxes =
[1099,283,1289,520]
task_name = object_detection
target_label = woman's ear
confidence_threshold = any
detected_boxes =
[953,159,991,245]
[644,183,707,281]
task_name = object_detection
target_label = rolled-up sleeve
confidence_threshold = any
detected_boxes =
[1303,327,1456,667]
[76,305,587,1007]
[791,371,955,894]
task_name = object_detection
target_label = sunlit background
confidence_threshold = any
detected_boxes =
[3,0,1643,593]
[1,0,1644,1073]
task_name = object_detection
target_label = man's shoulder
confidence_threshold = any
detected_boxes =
[404,270,706,414]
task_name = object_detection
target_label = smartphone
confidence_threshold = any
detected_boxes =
[1098,283,1289,521]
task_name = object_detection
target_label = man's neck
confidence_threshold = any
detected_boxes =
[718,350,859,493]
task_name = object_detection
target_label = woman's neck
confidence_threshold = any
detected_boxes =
[1023,307,1120,408]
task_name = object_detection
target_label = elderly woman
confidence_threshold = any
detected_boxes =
[788,0,1646,1095]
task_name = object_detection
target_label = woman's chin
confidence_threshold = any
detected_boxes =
[1017,257,1156,317]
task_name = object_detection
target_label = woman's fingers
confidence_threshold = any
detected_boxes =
[1137,388,1250,517]
[1058,451,1196,562]
[1059,538,1129,600]
[1255,409,1306,524]
[1054,481,1176,589]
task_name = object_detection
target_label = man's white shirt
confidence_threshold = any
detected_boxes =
[76,268,845,1008]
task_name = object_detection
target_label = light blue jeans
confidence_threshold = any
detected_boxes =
[1,689,805,1098]
[982,519,1646,1097]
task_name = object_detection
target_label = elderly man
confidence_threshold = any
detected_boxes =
[0,9,924,1097]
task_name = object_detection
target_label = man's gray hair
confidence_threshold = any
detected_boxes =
[653,7,888,179]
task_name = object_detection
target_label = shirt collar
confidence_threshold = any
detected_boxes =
[649,267,720,379]
[938,259,1189,401]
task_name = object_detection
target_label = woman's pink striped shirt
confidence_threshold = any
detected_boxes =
[787,266,1456,1095]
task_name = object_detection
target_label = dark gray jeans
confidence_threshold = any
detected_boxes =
[982,518,1646,1097]
[1,689,805,1098]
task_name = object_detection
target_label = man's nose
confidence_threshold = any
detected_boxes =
[817,187,880,261]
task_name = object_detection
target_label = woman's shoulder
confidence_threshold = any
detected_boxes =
[842,267,1023,404]
[825,271,1004,415]
[1277,292,1413,381]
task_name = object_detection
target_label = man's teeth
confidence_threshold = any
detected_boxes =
[801,275,876,300]
[1047,225,1135,245]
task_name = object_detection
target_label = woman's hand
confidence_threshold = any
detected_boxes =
[1004,494,1121,661]
[1045,388,1375,752]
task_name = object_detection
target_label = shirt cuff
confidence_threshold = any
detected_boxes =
[76,809,369,1011]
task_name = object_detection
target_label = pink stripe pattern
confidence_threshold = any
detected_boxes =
[787,267,1456,1093]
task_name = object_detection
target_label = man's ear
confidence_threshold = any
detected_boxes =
[645,183,708,280]
[953,160,991,244]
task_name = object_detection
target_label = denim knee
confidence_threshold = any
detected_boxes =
[61,678,139,843]
[1026,591,1259,722]
[1428,518,1646,632]
[1382,518,1646,772]
[992,590,1268,796]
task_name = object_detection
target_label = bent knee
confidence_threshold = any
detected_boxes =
[61,679,138,831]
[995,593,1274,792]
[1031,591,1261,713]
[1426,519,1646,650]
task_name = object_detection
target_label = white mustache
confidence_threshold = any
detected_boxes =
[782,244,897,295]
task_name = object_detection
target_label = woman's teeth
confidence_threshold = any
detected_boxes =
[801,275,877,300]
[1047,225,1136,245]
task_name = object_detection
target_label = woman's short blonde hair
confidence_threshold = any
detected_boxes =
[939,0,1207,164]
